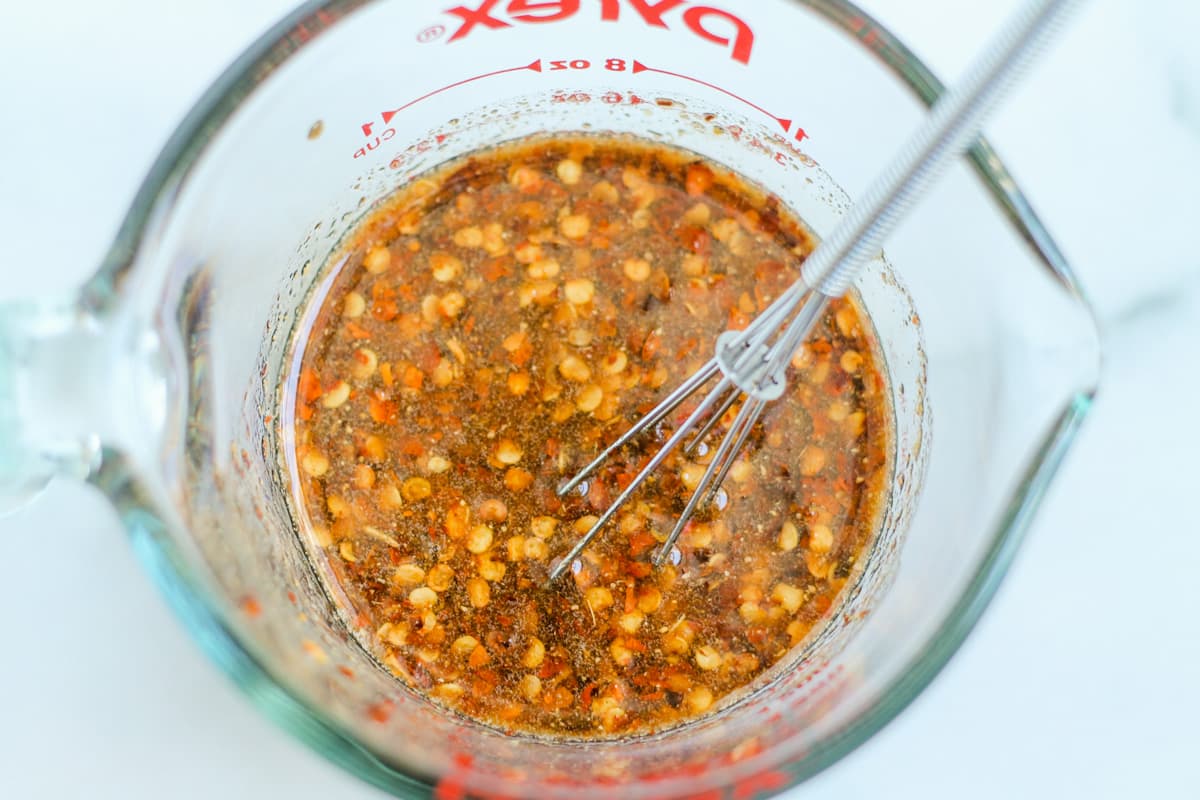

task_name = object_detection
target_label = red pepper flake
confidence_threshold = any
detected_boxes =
[507,342,533,369]
[468,645,491,669]
[640,330,663,361]
[286,591,297,605]
[371,282,400,322]
[731,769,789,800]
[415,344,441,373]
[367,700,394,723]
[402,365,425,390]
[746,625,771,648]
[631,669,663,688]
[580,682,596,711]
[338,665,356,679]
[586,478,611,511]
[538,657,565,680]
[686,163,714,196]
[398,436,425,457]
[368,391,400,425]
[480,259,511,283]
[614,469,636,492]
[345,321,372,340]
[472,674,499,697]
[628,531,656,558]
[676,225,711,256]
[494,705,523,724]
[675,336,699,361]
[298,368,322,403]
[627,561,652,578]
[239,596,262,618]
[373,300,399,322]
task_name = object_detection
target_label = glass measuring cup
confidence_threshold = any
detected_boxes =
[0,1,1101,797]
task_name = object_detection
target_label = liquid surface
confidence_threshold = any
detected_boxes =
[290,136,890,737]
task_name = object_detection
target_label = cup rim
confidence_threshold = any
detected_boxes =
[89,0,1101,796]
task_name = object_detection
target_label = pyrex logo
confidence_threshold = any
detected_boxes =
[439,0,756,64]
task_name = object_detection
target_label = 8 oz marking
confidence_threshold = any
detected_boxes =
[549,57,632,71]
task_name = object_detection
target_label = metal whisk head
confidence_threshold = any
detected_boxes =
[544,0,1082,584]
[547,284,828,582]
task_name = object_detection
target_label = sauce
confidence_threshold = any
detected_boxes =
[289,136,890,737]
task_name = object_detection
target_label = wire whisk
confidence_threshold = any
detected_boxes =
[547,0,1082,583]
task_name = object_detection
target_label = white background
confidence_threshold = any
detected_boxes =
[2,0,1198,797]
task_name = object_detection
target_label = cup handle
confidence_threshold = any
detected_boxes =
[0,297,114,513]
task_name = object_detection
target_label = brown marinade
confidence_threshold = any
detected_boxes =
[290,136,890,737]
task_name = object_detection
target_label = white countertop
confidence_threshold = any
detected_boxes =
[2,1,1198,797]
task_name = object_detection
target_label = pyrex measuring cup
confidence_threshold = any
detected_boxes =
[0,1,1100,797]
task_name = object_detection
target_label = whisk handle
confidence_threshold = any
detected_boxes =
[801,0,1082,298]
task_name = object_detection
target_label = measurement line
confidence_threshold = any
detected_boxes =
[632,60,793,135]
[379,59,543,125]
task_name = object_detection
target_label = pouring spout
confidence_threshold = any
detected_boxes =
[0,298,162,515]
